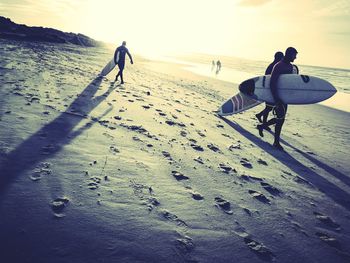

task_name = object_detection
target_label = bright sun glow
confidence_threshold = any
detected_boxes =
[1,0,349,68]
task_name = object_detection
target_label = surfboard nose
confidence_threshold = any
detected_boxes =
[239,78,256,96]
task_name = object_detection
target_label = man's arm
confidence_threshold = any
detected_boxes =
[127,49,133,64]
[270,64,282,104]
[265,63,273,75]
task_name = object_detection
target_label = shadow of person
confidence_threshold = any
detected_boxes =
[279,139,350,188]
[0,76,118,196]
[218,116,350,211]
[257,124,350,188]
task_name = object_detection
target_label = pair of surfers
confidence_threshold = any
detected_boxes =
[255,47,298,151]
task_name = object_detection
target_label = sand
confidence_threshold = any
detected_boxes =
[0,39,350,263]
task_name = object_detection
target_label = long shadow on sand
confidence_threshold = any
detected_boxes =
[0,76,119,196]
[260,126,350,188]
[219,116,350,211]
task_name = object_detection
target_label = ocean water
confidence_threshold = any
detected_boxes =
[164,54,350,112]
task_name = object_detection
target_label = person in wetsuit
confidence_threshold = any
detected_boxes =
[216,60,222,74]
[114,41,133,84]
[257,47,298,150]
[255,51,284,126]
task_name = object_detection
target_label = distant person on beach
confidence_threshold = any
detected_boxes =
[257,47,298,150]
[211,60,216,71]
[255,51,284,126]
[216,60,222,74]
[114,41,133,84]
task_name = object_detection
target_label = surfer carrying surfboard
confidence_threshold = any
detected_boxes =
[257,47,298,150]
[114,41,133,84]
[255,51,284,125]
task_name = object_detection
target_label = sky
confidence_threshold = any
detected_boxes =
[1,0,350,69]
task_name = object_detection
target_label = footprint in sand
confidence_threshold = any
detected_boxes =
[51,197,69,218]
[257,159,268,165]
[196,130,206,137]
[162,151,173,163]
[207,143,221,153]
[191,192,204,200]
[214,196,233,215]
[228,143,241,151]
[172,171,189,181]
[233,222,276,261]
[176,235,195,253]
[248,190,271,204]
[314,212,341,231]
[130,180,160,211]
[260,182,282,196]
[240,158,252,168]
[166,120,186,127]
[244,237,276,261]
[109,145,120,154]
[194,156,204,164]
[241,206,259,216]
[290,220,309,236]
[315,232,342,250]
[180,130,187,137]
[160,209,187,227]
[190,143,204,152]
[240,174,263,182]
[219,163,237,174]
[293,176,313,187]
[222,133,232,139]
[29,162,52,181]
[88,177,101,190]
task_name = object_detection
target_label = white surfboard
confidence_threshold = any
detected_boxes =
[239,74,337,104]
[100,51,120,76]
[218,92,261,116]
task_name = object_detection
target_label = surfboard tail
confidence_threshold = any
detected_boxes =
[218,92,261,116]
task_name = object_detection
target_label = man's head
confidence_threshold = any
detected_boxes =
[122,41,126,46]
[285,47,297,62]
[274,51,284,61]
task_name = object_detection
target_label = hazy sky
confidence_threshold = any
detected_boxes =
[1,0,349,68]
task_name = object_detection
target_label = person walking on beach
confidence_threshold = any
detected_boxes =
[255,51,284,125]
[211,60,216,71]
[114,41,133,84]
[257,47,298,150]
[216,60,222,74]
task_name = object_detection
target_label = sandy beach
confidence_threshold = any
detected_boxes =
[1,39,350,263]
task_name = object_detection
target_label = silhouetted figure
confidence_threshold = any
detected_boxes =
[114,41,133,84]
[255,51,284,125]
[211,60,216,71]
[216,60,222,74]
[257,47,298,150]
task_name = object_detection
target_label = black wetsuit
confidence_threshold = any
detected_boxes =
[263,60,294,146]
[114,45,133,83]
[265,61,278,75]
[255,60,280,123]
[114,46,132,69]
